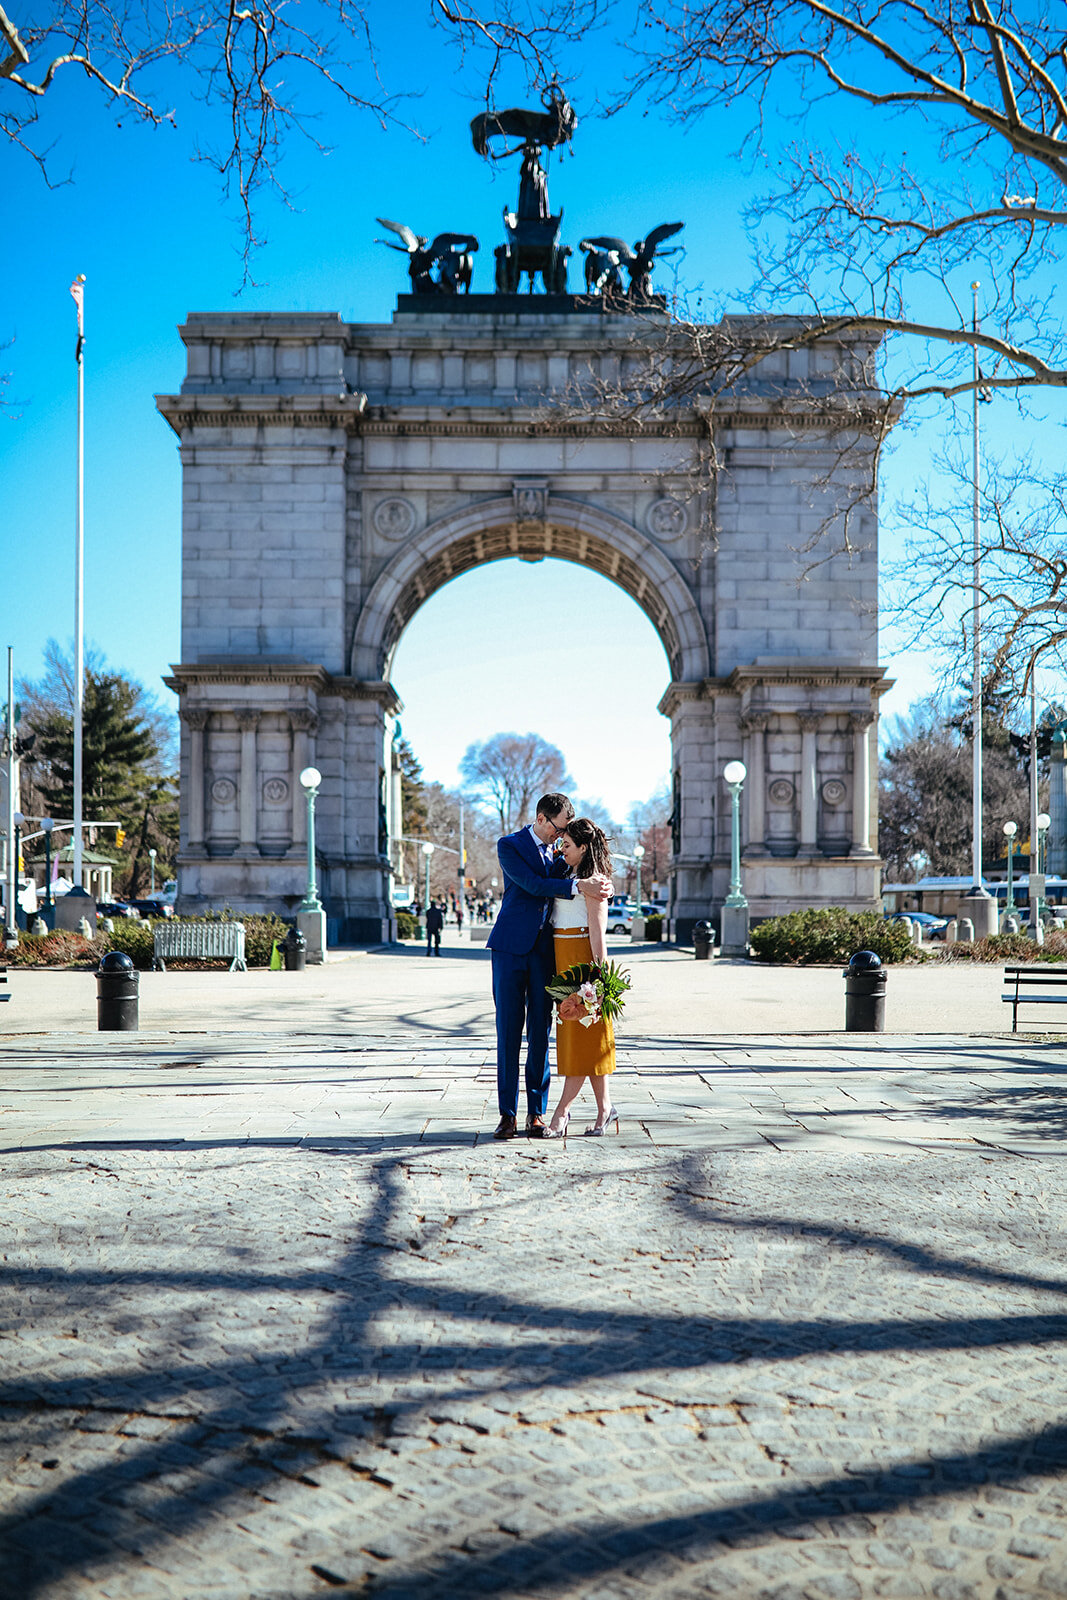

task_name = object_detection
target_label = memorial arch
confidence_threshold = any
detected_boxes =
[158,301,889,943]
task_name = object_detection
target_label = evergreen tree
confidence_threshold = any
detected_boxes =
[394,736,428,838]
[33,671,158,819]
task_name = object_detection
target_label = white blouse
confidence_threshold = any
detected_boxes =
[553,886,591,929]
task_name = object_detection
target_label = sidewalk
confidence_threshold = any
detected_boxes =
[4,956,1067,1599]
[0,933,1040,1035]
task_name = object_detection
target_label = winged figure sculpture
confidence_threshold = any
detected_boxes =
[375,218,479,294]
[579,222,685,301]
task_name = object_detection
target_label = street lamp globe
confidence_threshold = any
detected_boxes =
[299,766,322,791]
[41,818,53,834]
[633,843,645,858]
[1003,820,1018,838]
[723,760,747,787]
[422,842,435,858]
[1038,813,1051,832]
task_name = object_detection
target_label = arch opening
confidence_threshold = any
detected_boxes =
[349,497,710,686]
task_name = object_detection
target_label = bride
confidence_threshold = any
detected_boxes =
[546,818,618,1138]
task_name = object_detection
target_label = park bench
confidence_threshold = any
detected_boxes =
[0,965,8,1002]
[1001,964,1067,1031]
[152,921,247,973]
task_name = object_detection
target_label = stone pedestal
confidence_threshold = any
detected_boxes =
[297,909,326,965]
[720,904,750,957]
[959,887,998,940]
[55,886,97,936]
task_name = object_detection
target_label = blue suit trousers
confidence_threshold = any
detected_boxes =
[491,932,555,1118]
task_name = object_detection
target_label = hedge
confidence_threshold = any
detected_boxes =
[13,911,291,970]
[750,906,915,966]
[395,910,420,941]
[939,930,1067,964]
[644,913,663,942]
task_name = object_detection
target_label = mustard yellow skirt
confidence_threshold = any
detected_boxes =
[553,929,615,1077]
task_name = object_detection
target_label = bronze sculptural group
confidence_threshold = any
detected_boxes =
[375,85,683,303]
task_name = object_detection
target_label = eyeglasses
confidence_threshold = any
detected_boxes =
[547,818,570,838]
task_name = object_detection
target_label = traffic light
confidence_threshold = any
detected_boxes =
[115,829,126,848]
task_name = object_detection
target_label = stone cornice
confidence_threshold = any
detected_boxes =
[165,662,402,713]
[155,393,367,437]
[658,664,893,717]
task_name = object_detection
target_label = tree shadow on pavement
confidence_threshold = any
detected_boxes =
[3,1145,1067,1597]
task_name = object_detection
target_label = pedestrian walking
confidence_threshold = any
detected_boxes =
[426,901,444,956]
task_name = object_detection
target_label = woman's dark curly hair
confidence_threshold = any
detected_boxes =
[564,817,612,880]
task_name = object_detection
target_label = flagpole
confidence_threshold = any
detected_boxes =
[5,647,15,944]
[71,275,85,889]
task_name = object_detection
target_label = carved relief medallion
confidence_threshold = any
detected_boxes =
[263,778,290,805]
[821,779,848,807]
[768,779,795,805]
[210,777,237,806]
[373,497,416,540]
[647,498,687,540]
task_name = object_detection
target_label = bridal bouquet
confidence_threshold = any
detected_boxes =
[546,960,632,1028]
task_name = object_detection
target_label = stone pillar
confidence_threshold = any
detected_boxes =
[740,712,771,855]
[235,710,260,854]
[289,709,318,849]
[797,712,821,852]
[850,711,876,856]
[182,708,208,851]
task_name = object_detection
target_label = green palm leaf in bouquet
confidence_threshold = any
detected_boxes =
[545,959,632,1023]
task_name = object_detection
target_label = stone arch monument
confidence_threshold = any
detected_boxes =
[157,99,889,942]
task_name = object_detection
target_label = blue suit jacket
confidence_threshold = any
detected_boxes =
[486,828,576,956]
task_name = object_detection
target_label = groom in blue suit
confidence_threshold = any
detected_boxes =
[487,792,611,1140]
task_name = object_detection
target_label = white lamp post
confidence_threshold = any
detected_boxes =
[1003,820,1018,919]
[296,766,326,964]
[631,843,646,941]
[721,760,749,956]
[149,847,157,895]
[422,841,435,911]
[1032,810,1052,939]
[1038,812,1051,877]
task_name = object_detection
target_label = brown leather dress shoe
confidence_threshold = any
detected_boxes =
[525,1114,548,1139]
[493,1114,518,1140]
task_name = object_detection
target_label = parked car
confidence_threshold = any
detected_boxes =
[129,897,175,919]
[885,910,950,941]
[97,900,134,919]
[607,904,661,935]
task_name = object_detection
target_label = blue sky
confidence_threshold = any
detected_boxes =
[2,5,1059,819]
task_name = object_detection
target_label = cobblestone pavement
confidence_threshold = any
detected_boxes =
[3,1030,1067,1598]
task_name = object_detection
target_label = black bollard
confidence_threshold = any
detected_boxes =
[97,950,139,1031]
[281,925,307,972]
[693,920,715,961]
[843,949,886,1032]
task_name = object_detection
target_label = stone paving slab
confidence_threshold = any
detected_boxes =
[3,1030,1067,1157]
[4,1029,1067,1598]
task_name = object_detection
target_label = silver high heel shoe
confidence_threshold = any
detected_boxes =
[584,1105,619,1137]
[545,1110,570,1142]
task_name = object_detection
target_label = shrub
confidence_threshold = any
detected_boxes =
[395,910,420,941]
[93,918,156,969]
[940,930,1067,964]
[644,913,663,942]
[9,930,95,967]
[237,914,291,967]
[750,906,915,966]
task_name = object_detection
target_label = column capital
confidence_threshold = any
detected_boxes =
[797,710,822,733]
[234,708,261,730]
[739,711,772,733]
[849,710,876,732]
[289,708,319,734]
[181,707,209,731]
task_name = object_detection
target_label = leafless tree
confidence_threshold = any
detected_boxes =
[890,455,1067,701]
[459,731,574,834]
[1,0,403,273]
